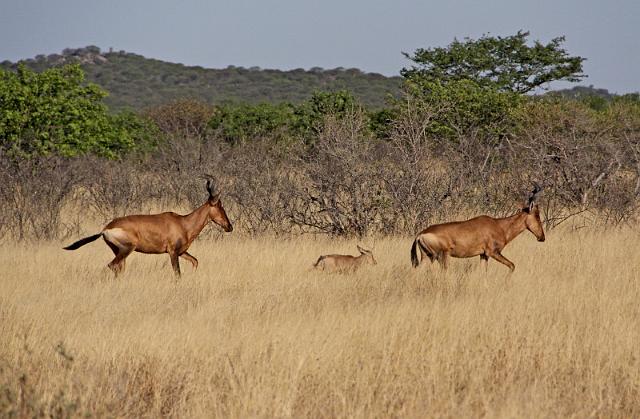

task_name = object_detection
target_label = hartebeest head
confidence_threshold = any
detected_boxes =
[523,183,545,242]
[357,245,377,265]
[206,180,233,232]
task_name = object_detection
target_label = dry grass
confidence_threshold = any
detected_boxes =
[1,228,639,418]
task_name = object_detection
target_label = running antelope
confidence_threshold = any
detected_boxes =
[410,185,545,272]
[313,245,377,272]
[63,180,232,277]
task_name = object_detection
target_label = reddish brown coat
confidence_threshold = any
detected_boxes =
[64,181,232,276]
[411,186,545,272]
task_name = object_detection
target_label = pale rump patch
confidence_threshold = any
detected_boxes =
[420,233,439,246]
[102,228,132,249]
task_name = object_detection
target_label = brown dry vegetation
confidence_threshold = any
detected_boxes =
[1,228,639,418]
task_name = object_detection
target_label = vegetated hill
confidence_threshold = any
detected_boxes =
[1,46,402,110]
[548,85,616,100]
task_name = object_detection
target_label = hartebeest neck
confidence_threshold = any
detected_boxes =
[497,212,528,244]
[181,202,211,244]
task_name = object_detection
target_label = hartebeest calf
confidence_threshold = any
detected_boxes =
[64,180,232,276]
[411,185,545,272]
[313,245,377,273]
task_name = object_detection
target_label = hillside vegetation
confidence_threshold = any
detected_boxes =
[0,46,402,110]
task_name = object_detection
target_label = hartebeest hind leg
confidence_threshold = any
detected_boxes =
[438,252,450,270]
[106,243,134,276]
[180,252,198,269]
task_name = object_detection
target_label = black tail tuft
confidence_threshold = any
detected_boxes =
[411,239,420,268]
[63,233,102,250]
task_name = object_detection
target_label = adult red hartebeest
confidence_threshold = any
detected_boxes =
[64,180,232,276]
[410,185,545,272]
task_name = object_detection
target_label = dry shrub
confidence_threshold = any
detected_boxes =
[2,99,640,241]
[509,100,640,227]
[222,141,300,235]
[0,157,86,240]
[144,98,215,141]
[285,112,388,236]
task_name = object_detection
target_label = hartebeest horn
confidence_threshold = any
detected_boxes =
[206,179,214,197]
[207,178,220,199]
[527,182,543,208]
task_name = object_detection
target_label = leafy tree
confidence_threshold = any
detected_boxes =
[401,31,585,94]
[209,102,297,144]
[0,64,140,158]
[208,91,363,145]
[402,79,522,141]
[108,110,160,153]
[293,90,359,138]
[368,107,398,139]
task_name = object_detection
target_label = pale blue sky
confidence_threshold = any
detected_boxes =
[1,0,638,92]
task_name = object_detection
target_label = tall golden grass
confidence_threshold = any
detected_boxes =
[1,228,639,417]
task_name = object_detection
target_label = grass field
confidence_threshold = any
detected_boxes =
[1,228,639,418]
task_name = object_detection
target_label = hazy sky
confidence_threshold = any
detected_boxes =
[1,0,638,93]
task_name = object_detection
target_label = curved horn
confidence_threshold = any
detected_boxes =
[356,245,371,254]
[527,182,543,206]
[206,179,214,197]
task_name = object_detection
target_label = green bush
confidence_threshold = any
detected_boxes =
[401,79,522,142]
[0,64,155,158]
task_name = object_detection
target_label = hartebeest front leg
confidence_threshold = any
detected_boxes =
[180,252,198,269]
[480,254,489,272]
[438,252,450,270]
[488,251,515,272]
[169,251,181,277]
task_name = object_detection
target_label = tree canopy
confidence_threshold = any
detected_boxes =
[0,64,153,158]
[401,31,585,94]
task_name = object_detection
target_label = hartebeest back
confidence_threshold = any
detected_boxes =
[313,245,377,273]
[64,180,232,276]
[411,184,545,272]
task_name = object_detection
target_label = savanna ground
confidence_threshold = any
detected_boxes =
[1,227,639,418]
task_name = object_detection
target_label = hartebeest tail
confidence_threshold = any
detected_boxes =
[411,238,428,268]
[410,239,419,268]
[63,180,232,277]
[411,184,545,272]
[63,233,103,250]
